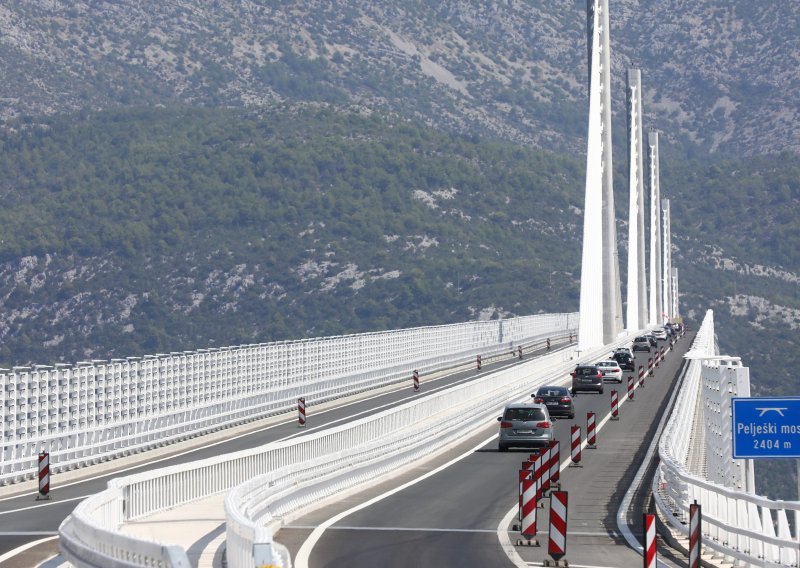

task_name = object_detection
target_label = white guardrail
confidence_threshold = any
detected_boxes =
[223,336,631,568]
[655,310,800,567]
[56,313,579,567]
[1,312,575,485]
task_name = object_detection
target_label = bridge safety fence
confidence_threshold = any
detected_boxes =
[655,309,800,567]
[0,313,577,485]
[59,328,626,568]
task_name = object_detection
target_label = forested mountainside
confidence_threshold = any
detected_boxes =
[0,107,796,397]
[1,1,798,156]
[0,2,797,497]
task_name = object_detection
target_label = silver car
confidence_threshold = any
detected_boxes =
[497,402,554,451]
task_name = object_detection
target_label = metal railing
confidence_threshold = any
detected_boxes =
[655,310,800,567]
[1,313,576,485]
[61,336,624,568]
[57,312,579,567]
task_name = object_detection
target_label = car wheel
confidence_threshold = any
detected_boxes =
[569,413,575,420]
[599,387,604,394]
[498,444,508,452]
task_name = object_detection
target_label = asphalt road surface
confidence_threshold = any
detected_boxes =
[0,338,567,566]
[278,333,693,568]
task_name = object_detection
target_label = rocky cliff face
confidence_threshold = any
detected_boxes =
[1,1,798,155]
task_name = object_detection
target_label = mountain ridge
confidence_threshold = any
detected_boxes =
[1,1,798,155]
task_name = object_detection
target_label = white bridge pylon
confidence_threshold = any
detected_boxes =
[578,0,623,350]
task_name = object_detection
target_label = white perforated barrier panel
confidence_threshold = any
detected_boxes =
[1,313,576,484]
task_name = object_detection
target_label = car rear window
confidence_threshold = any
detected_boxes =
[576,367,596,376]
[504,407,547,421]
[537,387,567,397]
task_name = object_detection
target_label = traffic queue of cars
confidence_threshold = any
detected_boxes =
[497,324,678,451]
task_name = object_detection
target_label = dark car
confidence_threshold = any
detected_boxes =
[632,336,651,352]
[533,385,575,419]
[612,351,635,371]
[571,365,604,394]
[645,333,658,347]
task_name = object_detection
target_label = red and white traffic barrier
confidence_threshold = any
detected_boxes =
[611,389,619,420]
[548,491,569,563]
[647,357,653,375]
[638,365,645,387]
[412,369,420,392]
[643,513,656,568]
[569,425,581,466]
[586,412,596,448]
[548,440,560,487]
[518,469,539,545]
[628,375,635,401]
[298,397,306,427]
[37,451,50,500]
[519,459,535,520]
[660,346,665,363]
[689,502,702,568]
[477,354,482,370]
[535,451,547,501]
[539,445,551,493]
[518,346,523,359]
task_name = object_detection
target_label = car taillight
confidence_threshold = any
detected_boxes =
[570,372,576,377]
[534,397,545,403]
[560,397,571,403]
[500,421,513,429]
[536,421,551,429]
[597,373,603,378]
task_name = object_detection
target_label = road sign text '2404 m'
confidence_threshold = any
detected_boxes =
[732,397,800,459]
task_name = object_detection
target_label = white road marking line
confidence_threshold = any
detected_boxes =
[293,434,499,568]
[0,495,89,516]
[0,535,58,564]
[285,525,499,533]
[286,525,623,537]
[0,532,58,536]
[527,564,622,568]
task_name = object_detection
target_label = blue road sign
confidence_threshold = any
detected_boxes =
[732,397,800,459]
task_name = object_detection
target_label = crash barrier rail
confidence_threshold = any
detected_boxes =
[655,310,800,566]
[223,337,634,568]
[1,312,576,485]
[60,330,623,568]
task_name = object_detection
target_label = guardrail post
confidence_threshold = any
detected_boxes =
[412,370,420,392]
